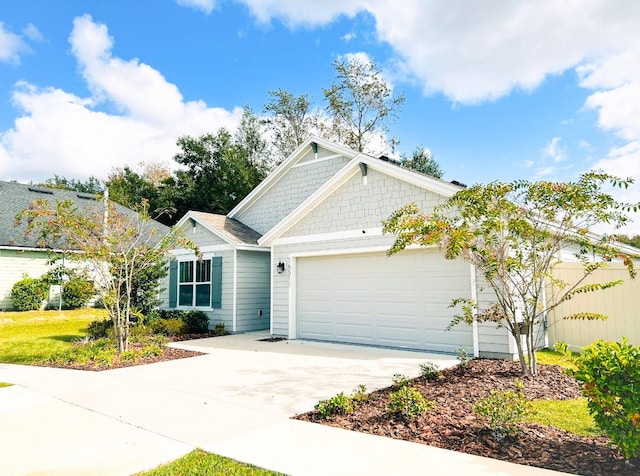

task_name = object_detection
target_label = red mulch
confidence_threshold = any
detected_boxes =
[295,359,639,475]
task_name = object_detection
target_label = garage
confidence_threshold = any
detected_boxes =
[296,249,474,354]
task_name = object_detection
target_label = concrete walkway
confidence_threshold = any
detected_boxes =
[0,333,568,475]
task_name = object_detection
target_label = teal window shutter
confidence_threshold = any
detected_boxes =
[211,256,222,309]
[169,261,178,308]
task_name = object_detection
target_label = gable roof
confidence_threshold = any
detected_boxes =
[227,136,363,221]
[177,211,263,248]
[257,149,464,246]
[0,180,169,250]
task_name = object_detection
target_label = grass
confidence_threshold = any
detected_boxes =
[138,449,285,476]
[0,382,12,388]
[536,348,576,369]
[0,309,107,364]
[526,398,602,437]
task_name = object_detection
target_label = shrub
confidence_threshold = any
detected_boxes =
[456,346,470,372]
[213,322,226,336]
[474,381,532,441]
[182,310,209,334]
[315,392,353,419]
[571,339,640,460]
[10,276,48,311]
[351,384,369,405]
[420,362,442,380]
[553,340,573,358]
[86,319,113,339]
[387,386,433,421]
[61,275,95,309]
[392,373,413,388]
[150,318,186,336]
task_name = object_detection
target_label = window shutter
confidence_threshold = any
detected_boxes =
[169,261,178,308]
[211,256,222,309]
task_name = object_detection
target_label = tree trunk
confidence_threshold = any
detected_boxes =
[512,328,530,377]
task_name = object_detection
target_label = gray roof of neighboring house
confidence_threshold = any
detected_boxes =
[0,181,169,250]
[189,211,262,245]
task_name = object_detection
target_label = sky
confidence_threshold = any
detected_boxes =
[1,1,640,232]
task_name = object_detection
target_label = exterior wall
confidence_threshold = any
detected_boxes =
[297,145,337,164]
[474,270,515,359]
[235,155,351,234]
[547,262,640,351]
[0,249,52,310]
[235,250,270,332]
[283,168,447,237]
[181,222,228,246]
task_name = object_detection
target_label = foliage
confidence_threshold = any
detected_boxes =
[553,340,573,358]
[419,362,442,380]
[0,309,107,364]
[235,106,271,169]
[614,234,640,249]
[264,89,314,162]
[392,373,413,388]
[456,346,470,372]
[526,399,602,437]
[60,274,95,309]
[315,385,370,419]
[149,318,186,337]
[473,381,533,441]
[571,339,640,459]
[10,275,49,311]
[536,348,576,369]
[387,385,433,421]
[323,56,405,153]
[402,147,443,178]
[40,175,104,194]
[0,382,12,388]
[181,310,210,334]
[383,172,637,376]
[137,449,285,476]
[212,322,226,336]
[87,319,113,340]
[16,198,195,353]
[106,165,166,221]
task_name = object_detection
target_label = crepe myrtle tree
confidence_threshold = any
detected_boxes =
[17,198,196,353]
[382,172,637,376]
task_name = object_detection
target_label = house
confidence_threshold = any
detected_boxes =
[0,181,168,310]
[162,136,513,358]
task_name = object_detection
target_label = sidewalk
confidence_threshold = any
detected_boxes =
[0,337,570,475]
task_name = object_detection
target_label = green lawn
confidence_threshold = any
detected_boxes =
[536,348,576,369]
[0,309,107,364]
[526,398,601,437]
[138,450,285,476]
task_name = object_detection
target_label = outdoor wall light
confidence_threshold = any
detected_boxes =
[276,261,286,274]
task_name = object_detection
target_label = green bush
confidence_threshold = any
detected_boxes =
[387,386,433,421]
[150,318,186,336]
[315,392,354,419]
[392,373,413,388]
[182,310,209,334]
[420,362,442,380]
[87,319,113,339]
[61,275,95,309]
[571,339,640,460]
[10,276,48,311]
[473,381,532,441]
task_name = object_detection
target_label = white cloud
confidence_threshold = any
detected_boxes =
[0,21,29,63]
[0,15,242,182]
[176,0,216,14]
[542,137,567,163]
[341,32,356,42]
[22,23,43,42]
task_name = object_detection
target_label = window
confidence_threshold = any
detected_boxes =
[179,259,211,307]
[169,256,222,309]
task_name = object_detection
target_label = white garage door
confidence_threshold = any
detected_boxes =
[297,250,473,353]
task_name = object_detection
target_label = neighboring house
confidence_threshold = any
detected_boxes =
[162,136,513,358]
[0,181,168,310]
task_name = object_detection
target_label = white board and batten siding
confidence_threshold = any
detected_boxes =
[0,250,52,310]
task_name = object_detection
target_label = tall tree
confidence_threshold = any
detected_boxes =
[323,56,405,153]
[168,128,267,220]
[383,172,637,377]
[264,89,314,161]
[403,147,444,178]
[235,106,271,170]
[17,199,193,352]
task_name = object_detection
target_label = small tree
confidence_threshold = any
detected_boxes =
[264,89,315,162]
[383,172,637,376]
[17,198,194,352]
[402,147,444,178]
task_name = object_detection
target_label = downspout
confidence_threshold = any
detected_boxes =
[469,263,480,358]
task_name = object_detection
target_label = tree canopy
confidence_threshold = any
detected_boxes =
[402,147,444,178]
[383,171,637,376]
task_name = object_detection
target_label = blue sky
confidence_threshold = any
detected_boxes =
[1,1,639,230]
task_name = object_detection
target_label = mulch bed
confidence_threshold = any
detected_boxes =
[295,359,639,475]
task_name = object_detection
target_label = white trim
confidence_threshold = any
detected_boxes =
[0,246,81,254]
[469,263,480,358]
[236,245,270,252]
[170,244,232,256]
[289,245,391,259]
[291,153,343,168]
[269,245,274,335]
[232,248,238,332]
[273,227,384,246]
[288,256,297,339]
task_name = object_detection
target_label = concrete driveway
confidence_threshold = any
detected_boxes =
[0,332,566,475]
